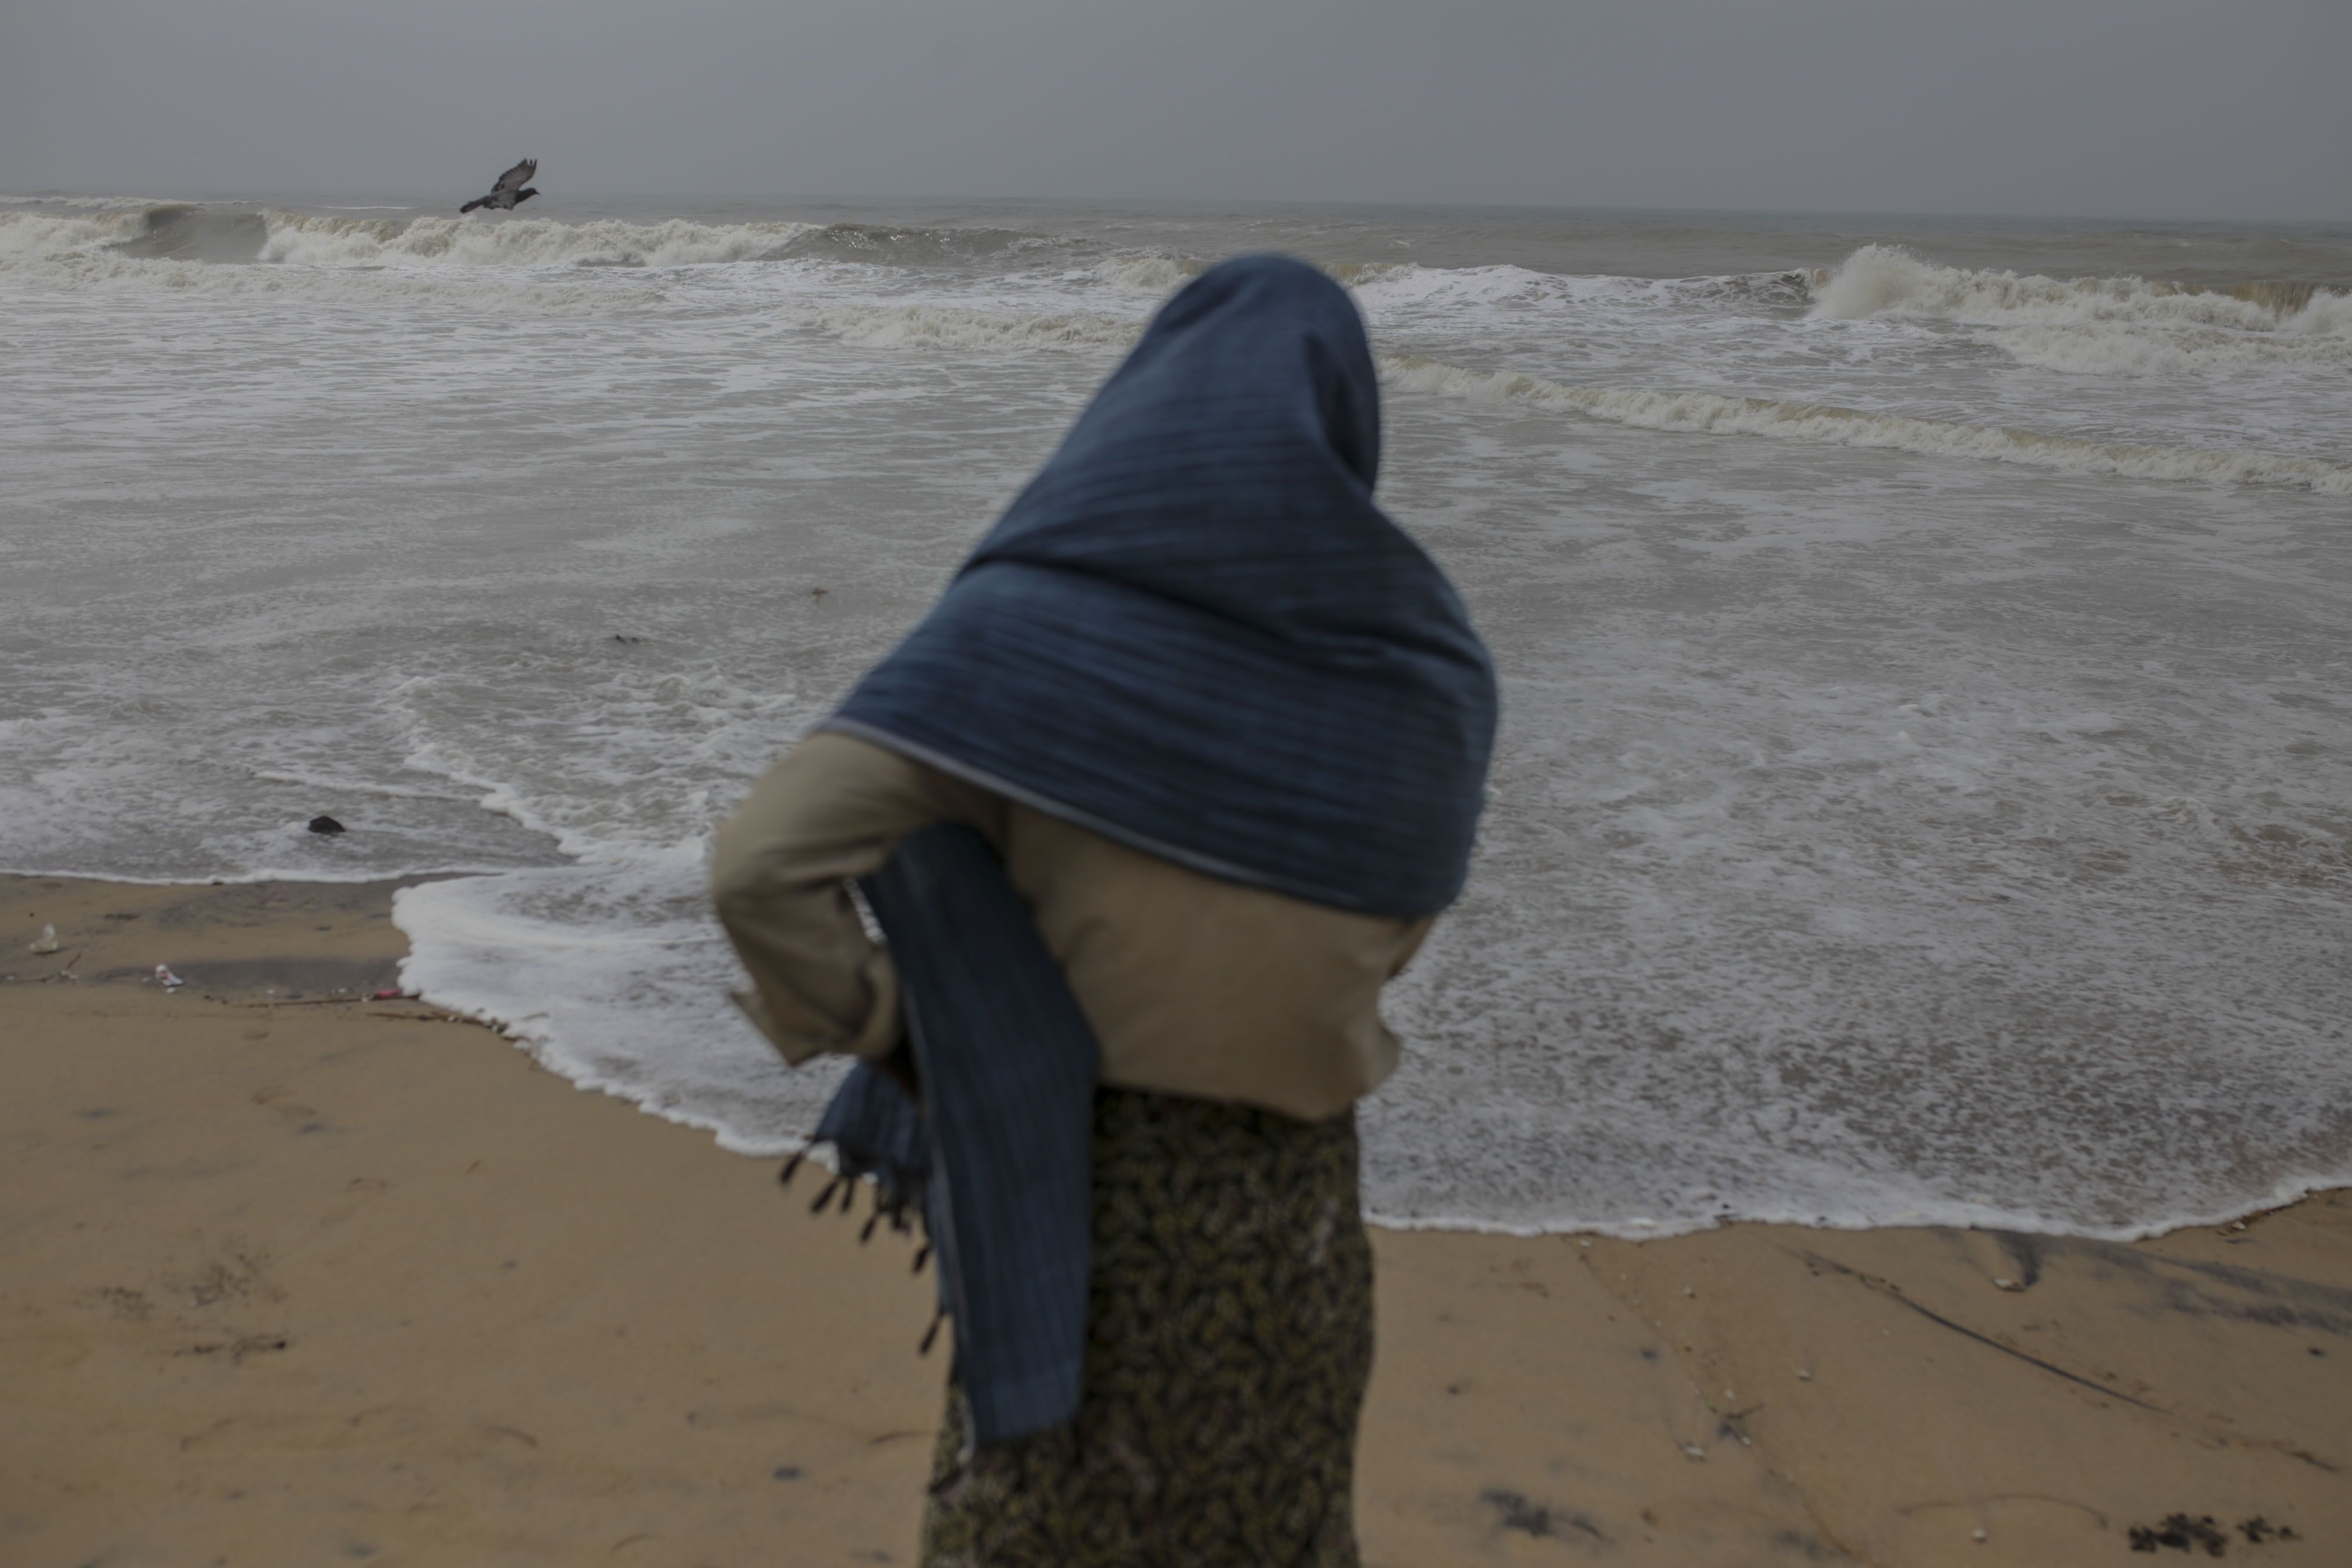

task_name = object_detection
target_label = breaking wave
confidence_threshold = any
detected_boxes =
[0,226,659,314]
[1806,245,2343,333]
[258,212,824,268]
[0,206,161,256]
[1091,253,1204,293]
[1809,245,2351,373]
[1809,244,2346,329]
[111,205,270,262]
[1379,355,2352,494]
[0,203,282,264]
[1,205,1070,273]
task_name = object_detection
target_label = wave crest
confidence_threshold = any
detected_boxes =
[0,208,153,256]
[4,206,1063,273]
[260,212,823,269]
[1091,253,1204,293]
[1810,243,2348,333]
[1808,244,2351,376]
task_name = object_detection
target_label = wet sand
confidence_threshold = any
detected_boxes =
[4,873,2347,1566]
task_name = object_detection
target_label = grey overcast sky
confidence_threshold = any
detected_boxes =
[4,0,2347,220]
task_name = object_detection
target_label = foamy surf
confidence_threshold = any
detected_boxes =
[258,212,827,269]
[0,205,1068,275]
[1090,253,1204,293]
[1806,243,2352,377]
[1809,243,2348,329]
[793,288,2352,492]
[5,247,663,313]
[386,835,2352,1246]
[0,208,156,255]
[807,301,1138,352]
[1987,322,2352,375]
[1380,354,2352,493]
[392,854,840,1158]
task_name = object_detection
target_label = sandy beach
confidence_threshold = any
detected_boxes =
[5,872,2346,1567]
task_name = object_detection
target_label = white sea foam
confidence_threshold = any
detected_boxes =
[1810,244,2326,329]
[2282,287,2352,339]
[0,213,661,313]
[1990,322,2352,375]
[25,250,656,312]
[807,301,1140,352]
[1356,260,1668,309]
[0,209,147,255]
[258,212,824,269]
[1,206,839,275]
[1091,253,1623,311]
[1090,253,1202,293]
[1808,246,2352,378]
[393,852,842,1156]
[1380,353,2352,493]
[1812,242,2348,352]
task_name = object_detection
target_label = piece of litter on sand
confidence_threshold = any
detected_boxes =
[1992,1276,2023,1291]
[155,965,185,989]
[1971,1527,1988,1542]
[370,988,415,1001]
[1680,1443,1706,1460]
[30,924,60,955]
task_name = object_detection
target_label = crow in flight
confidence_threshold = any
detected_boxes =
[460,159,540,214]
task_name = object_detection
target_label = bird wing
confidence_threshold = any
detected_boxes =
[492,158,538,198]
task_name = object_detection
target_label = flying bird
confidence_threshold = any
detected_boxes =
[460,159,540,214]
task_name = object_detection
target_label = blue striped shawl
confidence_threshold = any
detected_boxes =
[827,253,1496,916]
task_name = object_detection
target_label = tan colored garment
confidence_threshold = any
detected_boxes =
[709,731,1430,1121]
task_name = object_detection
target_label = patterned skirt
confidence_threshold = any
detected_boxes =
[918,1088,1373,1568]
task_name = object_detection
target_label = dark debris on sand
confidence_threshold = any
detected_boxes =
[1479,1488,1606,1546]
[2126,1512,2302,1555]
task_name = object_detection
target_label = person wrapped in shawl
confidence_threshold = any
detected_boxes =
[710,253,1496,1567]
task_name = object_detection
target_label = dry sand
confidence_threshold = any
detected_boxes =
[4,873,2346,1567]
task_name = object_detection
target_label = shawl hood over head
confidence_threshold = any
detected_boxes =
[828,253,1496,916]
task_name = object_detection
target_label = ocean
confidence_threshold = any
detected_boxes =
[4,190,2347,1239]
